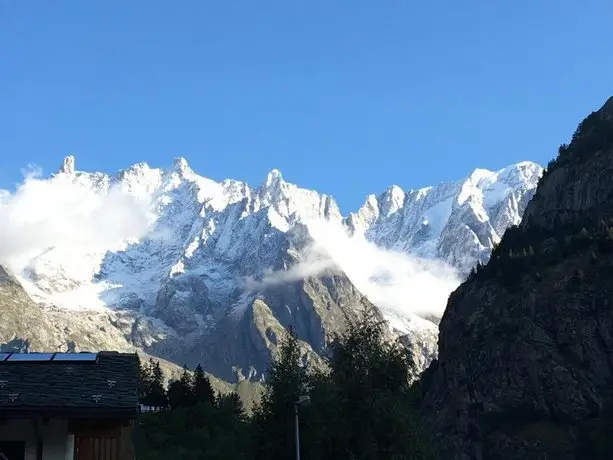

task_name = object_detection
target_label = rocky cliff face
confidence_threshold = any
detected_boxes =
[422,97,613,459]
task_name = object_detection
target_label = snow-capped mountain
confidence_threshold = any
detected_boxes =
[0,156,542,382]
[346,161,542,273]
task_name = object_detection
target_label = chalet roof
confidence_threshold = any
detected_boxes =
[0,351,138,419]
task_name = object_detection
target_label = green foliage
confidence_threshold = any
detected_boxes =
[137,401,252,460]
[472,212,613,288]
[139,358,168,408]
[166,364,217,410]
[137,356,152,401]
[168,366,195,409]
[194,364,216,405]
[253,313,435,460]
[136,360,250,460]
[547,109,613,174]
[217,392,247,422]
[315,314,433,460]
[252,326,305,460]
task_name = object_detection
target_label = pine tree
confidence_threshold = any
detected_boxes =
[310,310,434,459]
[168,366,194,409]
[141,359,167,409]
[137,356,153,403]
[152,360,168,408]
[193,364,216,406]
[167,380,183,409]
[217,392,246,421]
[253,326,306,460]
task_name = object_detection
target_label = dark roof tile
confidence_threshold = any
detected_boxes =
[0,351,138,418]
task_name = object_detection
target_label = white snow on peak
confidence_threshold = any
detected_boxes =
[467,167,495,184]
[349,161,543,272]
[380,185,406,217]
[264,169,283,187]
[57,155,76,176]
[172,156,190,173]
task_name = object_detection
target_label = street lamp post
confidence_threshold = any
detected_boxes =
[294,395,311,460]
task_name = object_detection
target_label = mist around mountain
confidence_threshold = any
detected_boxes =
[0,155,541,384]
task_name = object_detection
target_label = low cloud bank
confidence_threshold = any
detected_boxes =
[249,220,461,318]
[0,168,153,274]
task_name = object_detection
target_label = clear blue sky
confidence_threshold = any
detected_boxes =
[1,1,612,212]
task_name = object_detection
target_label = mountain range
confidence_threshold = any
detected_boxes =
[0,155,542,383]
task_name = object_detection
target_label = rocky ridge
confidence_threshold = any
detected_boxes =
[422,97,613,459]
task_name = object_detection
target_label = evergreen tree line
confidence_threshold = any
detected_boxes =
[136,312,434,460]
[467,216,613,292]
[137,359,249,459]
[138,359,218,409]
[545,107,613,175]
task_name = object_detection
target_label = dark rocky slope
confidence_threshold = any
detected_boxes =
[421,97,613,459]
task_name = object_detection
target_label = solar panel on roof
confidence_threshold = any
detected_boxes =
[0,353,11,362]
[52,352,98,362]
[6,353,55,362]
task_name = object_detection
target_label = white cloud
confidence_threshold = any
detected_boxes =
[249,220,461,318]
[0,169,154,274]
[244,245,339,291]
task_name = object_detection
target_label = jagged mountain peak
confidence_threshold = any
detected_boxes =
[171,156,191,176]
[465,167,495,184]
[497,160,542,185]
[379,185,406,216]
[462,161,541,188]
[258,168,286,201]
[57,155,76,176]
[263,168,283,187]
[172,156,189,169]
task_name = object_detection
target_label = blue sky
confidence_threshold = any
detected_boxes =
[1,1,612,212]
